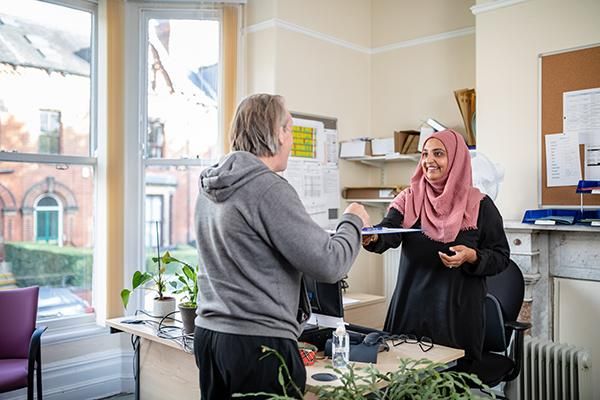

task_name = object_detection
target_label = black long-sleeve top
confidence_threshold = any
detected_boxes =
[364,195,510,360]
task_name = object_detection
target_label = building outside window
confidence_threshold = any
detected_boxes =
[39,109,61,154]
[0,0,97,320]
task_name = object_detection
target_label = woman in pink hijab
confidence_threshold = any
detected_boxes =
[362,129,510,363]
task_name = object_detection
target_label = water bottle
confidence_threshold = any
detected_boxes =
[331,322,349,369]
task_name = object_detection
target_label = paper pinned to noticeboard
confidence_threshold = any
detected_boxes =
[545,132,581,187]
[563,87,600,144]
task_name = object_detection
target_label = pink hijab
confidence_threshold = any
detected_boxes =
[389,129,484,243]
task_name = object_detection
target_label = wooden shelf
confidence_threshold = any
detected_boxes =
[341,153,420,168]
[343,198,391,208]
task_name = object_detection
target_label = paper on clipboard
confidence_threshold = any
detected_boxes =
[361,227,420,235]
[325,227,420,235]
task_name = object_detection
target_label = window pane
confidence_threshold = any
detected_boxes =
[142,165,202,310]
[146,18,220,160]
[0,161,95,319]
[0,1,92,156]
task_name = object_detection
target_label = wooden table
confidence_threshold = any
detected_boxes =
[107,316,463,399]
[305,341,464,393]
[107,317,199,400]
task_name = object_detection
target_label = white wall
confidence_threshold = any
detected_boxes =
[475,0,600,220]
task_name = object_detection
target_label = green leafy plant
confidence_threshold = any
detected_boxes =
[233,346,304,399]
[166,254,198,308]
[234,346,493,400]
[315,358,492,399]
[120,251,175,308]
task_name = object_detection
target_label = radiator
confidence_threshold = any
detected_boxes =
[383,246,401,306]
[508,337,592,400]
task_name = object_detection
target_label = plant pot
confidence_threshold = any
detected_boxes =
[153,296,176,318]
[178,303,197,334]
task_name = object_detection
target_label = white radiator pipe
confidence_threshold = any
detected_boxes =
[383,246,401,306]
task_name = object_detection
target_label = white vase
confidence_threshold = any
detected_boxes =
[153,296,176,318]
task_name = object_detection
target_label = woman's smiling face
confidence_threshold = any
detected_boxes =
[421,138,448,182]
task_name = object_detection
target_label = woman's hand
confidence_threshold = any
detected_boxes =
[362,233,379,247]
[438,245,478,269]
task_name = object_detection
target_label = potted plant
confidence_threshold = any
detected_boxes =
[120,251,177,318]
[236,346,490,399]
[165,253,199,335]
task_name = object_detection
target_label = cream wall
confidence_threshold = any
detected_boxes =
[475,0,600,220]
[371,0,474,46]
[243,0,476,295]
[244,0,380,294]
[372,34,475,187]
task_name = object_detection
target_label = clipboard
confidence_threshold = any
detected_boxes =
[361,227,420,235]
[326,227,420,235]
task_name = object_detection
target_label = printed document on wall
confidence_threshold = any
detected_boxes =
[563,88,600,144]
[585,145,600,180]
[545,132,581,187]
[283,118,340,229]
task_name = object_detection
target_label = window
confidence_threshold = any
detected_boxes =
[39,110,61,154]
[124,2,239,312]
[35,195,62,244]
[147,118,165,158]
[0,0,97,320]
[145,194,164,247]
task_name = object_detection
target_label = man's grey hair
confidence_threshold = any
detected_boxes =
[230,94,288,157]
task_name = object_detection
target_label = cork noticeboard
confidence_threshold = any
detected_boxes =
[541,45,600,206]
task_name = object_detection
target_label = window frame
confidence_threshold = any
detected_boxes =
[123,3,225,314]
[0,0,99,329]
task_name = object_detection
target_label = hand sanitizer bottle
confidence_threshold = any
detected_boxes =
[332,322,349,369]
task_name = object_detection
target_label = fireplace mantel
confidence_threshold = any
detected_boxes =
[504,221,600,339]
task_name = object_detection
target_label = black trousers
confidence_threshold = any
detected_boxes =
[194,326,306,400]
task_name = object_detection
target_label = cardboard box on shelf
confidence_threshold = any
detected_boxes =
[393,130,420,154]
[341,186,406,200]
[371,137,395,155]
[339,139,372,158]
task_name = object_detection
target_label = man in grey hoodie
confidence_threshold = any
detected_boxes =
[193,93,369,399]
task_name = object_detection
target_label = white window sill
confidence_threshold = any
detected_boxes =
[40,313,110,345]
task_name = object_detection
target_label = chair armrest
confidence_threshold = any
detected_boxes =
[28,326,48,373]
[504,322,528,382]
[505,320,531,331]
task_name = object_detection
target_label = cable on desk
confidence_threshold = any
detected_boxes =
[131,309,195,353]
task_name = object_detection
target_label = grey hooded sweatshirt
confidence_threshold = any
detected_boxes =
[194,151,363,340]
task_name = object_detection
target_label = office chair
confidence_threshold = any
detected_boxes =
[454,260,531,399]
[0,286,47,400]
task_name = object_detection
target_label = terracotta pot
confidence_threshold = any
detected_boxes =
[178,303,197,334]
[153,296,176,318]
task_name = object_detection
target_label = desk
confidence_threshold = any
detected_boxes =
[343,292,386,329]
[304,341,464,398]
[107,317,198,400]
[107,317,463,399]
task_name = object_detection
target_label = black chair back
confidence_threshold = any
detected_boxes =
[486,259,525,345]
[484,294,506,352]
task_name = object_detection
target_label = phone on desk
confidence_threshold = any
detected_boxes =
[121,319,144,324]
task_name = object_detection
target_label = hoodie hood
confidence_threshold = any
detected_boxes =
[199,151,273,202]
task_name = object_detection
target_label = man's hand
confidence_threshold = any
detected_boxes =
[344,202,370,227]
